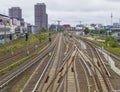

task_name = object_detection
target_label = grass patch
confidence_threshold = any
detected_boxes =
[94,41,120,55]
[92,36,120,56]
[0,32,53,75]
[0,35,49,76]
[0,54,33,76]
[0,33,49,55]
[64,31,69,35]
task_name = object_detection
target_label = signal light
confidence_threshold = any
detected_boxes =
[9,34,12,40]
[49,38,51,42]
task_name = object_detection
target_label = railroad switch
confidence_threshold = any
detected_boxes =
[97,62,100,67]
[49,38,51,42]
[45,76,49,83]
[59,67,64,72]
[58,76,63,83]
[87,63,91,67]
[71,67,74,72]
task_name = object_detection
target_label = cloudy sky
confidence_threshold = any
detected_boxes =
[0,0,120,26]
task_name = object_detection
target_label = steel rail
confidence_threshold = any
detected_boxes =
[32,44,57,92]
[0,34,58,89]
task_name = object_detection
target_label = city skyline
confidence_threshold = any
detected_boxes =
[1,0,120,26]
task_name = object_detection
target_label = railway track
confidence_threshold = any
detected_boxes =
[75,52,90,92]
[65,50,79,92]
[42,48,77,92]
[22,33,119,92]
[0,37,51,70]
[20,44,57,92]
[20,33,61,92]
[30,35,75,92]
[1,33,119,92]
[83,39,120,91]
[0,33,59,90]
[64,36,72,55]
[77,47,94,92]
[84,38,120,63]
[73,35,113,92]
[94,48,113,91]
[1,33,75,92]
[35,33,63,92]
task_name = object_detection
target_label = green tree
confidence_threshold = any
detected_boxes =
[100,29,106,34]
[42,27,47,32]
[105,37,117,47]
[91,30,98,35]
[34,34,41,42]
[84,27,90,35]
[118,33,120,36]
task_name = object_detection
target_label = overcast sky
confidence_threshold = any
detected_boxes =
[0,0,120,26]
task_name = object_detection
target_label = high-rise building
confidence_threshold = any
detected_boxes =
[9,7,22,19]
[46,14,48,29]
[34,3,48,31]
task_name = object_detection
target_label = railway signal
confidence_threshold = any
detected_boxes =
[49,37,51,42]
[25,32,29,55]
[9,34,12,40]
[49,32,51,42]
[25,33,29,41]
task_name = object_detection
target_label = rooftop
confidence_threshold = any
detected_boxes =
[0,14,9,18]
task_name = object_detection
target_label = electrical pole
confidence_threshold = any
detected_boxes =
[109,13,113,36]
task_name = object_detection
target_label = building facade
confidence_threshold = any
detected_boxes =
[28,25,39,34]
[63,24,72,31]
[34,3,48,31]
[113,23,120,28]
[9,7,22,20]
[0,14,12,43]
